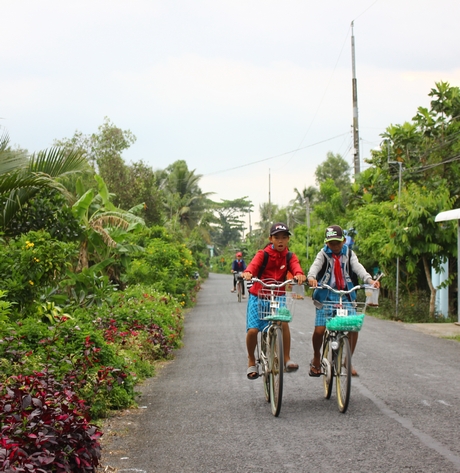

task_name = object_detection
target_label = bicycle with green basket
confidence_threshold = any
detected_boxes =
[318,283,373,413]
[252,277,296,417]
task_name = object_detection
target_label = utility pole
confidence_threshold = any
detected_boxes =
[306,197,310,260]
[388,140,403,319]
[268,168,271,222]
[351,21,360,176]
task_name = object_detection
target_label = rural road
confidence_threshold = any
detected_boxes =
[100,273,460,473]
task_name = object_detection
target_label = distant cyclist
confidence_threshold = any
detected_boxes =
[231,252,247,297]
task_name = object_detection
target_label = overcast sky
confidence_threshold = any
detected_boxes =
[2,0,460,230]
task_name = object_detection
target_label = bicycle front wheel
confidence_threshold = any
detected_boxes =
[322,336,333,400]
[269,325,284,417]
[336,335,352,413]
[260,332,270,402]
[237,281,242,302]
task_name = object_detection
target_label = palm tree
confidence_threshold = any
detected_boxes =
[0,133,88,233]
[291,186,318,208]
[159,160,213,231]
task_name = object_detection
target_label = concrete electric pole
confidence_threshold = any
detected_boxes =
[351,21,360,176]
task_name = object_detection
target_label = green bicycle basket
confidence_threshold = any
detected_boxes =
[264,306,293,322]
[326,314,365,332]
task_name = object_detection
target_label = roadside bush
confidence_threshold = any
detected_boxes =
[0,283,185,419]
[0,371,102,473]
[89,284,184,353]
[126,238,199,306]
[376,291,450,323]
[0,231,77,314]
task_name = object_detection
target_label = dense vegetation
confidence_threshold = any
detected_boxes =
[1,82,459,471]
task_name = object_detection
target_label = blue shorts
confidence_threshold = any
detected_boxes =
[246,294,269,332]
[315,293,355,327]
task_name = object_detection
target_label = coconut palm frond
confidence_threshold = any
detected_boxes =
[28,147,88,177]
[0,133,29,175]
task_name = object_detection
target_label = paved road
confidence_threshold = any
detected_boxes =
[101,273,460,473]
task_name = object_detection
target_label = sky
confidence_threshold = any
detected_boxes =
[2,0,460,231]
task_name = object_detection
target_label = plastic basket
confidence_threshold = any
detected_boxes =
[326,314,365,331]
[323,302,365,332]
[257,288,295,322]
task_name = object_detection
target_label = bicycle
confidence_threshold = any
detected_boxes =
[235,272,244,302]
[317,283,373,413]
[251,277,296,417]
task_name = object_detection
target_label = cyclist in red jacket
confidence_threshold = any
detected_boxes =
[243,223,306,379]
[231,252,247,297]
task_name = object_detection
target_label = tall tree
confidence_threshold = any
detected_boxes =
[209,197,252,250]
[54,118,163,225]
[315,152,352,199]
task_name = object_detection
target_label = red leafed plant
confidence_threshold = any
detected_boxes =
[0,371,102,472]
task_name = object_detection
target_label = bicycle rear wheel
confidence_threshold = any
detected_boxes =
[322,336,333,400]
[336,335,351,413]
[237,280,242,302]
[269,325,284,417]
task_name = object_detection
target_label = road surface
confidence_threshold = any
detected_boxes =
[101,273,460,473]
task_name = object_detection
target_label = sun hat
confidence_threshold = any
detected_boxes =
[270,222,291,236]
[324,225,345,242]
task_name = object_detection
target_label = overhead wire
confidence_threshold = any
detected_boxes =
[275,26,353,171]
[205,1,383,188]
[276,0,381,171]
[203,132,350,176]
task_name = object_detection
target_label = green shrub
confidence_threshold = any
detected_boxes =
[126,238,199,306]
[376,291,451,323]
[0,230,77,313]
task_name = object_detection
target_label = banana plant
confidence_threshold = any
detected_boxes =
[72,174,145,272]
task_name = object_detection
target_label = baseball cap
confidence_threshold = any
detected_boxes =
[324,225,345,242]
[236,252,242,257]
[270,222,291,236]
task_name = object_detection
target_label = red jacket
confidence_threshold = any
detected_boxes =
[246,245,304,297]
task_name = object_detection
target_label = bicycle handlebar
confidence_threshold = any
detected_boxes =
[250,277,295,288]
[316,283,376,295]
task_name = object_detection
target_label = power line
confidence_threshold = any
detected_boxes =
[204,132,350,176]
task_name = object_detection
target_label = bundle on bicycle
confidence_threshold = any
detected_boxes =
[316,283,375,413]
[251,277,298,417]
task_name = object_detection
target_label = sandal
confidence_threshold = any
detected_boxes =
[309,360,321,377]
[285,360,299,372]
[247,365,259,380]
